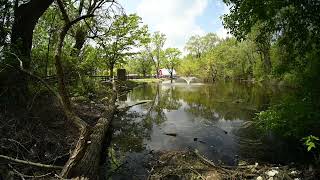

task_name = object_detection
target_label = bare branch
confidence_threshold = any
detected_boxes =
[78,0,85,16]
[69,14,94,28]
[8,164,53,178]
[0,155,63,169]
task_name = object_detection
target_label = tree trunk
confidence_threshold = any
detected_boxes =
[61,94,117,179]
[53,18,116,180]
[54,23,88,131]
[2,0,53,105]
[45,34,51,76]
[210,65,217,82]
[44,13,56,76]
[53,1,117,179]
[55,26,72,110]
[109,64,114,80]
[70,26,87,57]
[156,50,160,78]
[11,0,54,69]
[156,66,159,78]
[256,37,272,75]
[170,72,173,83]
[262,48,272,74]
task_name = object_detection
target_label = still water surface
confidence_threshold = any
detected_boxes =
[109,82,304,178]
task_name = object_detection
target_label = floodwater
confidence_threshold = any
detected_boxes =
[107,81,306,179]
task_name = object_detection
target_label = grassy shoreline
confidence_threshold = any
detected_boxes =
[129,78,163,83]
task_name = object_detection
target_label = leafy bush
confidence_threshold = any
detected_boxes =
[302,135,320,163]
[70,77,110,99]
[303,135,319,152]
[282,73,299,87]
[255,96,320,139]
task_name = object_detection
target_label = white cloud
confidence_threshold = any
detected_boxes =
[136,0,208,50]
[216,26,231,39]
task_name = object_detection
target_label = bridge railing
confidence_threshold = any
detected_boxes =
[89,75,112,81]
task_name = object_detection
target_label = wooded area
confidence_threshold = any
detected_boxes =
[0,0,319,179]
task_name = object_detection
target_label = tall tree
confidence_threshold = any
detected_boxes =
[1,0,54,105]
[127,51,153,77]
[146,31,166,78]
[184,35,203,59]
[185,33,220,59]
[163,48,181,83]
[32,6,61,76]
[223,0,320,75]
[10,0,54,69]
[53,0,121,178]
[97,14,149,78]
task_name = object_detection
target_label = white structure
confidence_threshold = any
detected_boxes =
[158,68,176,77]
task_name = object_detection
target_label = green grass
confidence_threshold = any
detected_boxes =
[130,78,162,83]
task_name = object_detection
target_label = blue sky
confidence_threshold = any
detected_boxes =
[118,0,230,50]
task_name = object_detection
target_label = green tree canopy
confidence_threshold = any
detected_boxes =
[146,31,166,77]
[97,14,149,77]
[163,47,181,82]
[184,33,220,58]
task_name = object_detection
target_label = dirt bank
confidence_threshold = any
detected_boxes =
[148,150,318,180]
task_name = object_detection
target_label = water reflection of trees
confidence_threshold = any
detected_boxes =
[128,82,289,124]
[129,84,182,125]
[112,84,182,153]
[112,111,148,152]
[173,82,286,121]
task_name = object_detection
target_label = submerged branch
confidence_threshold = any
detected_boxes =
[117,100,153,112]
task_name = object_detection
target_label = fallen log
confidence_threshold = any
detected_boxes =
[60,93,117,179]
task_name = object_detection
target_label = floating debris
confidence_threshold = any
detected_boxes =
[164,133,177,137]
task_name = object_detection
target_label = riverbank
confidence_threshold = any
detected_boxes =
[1,80,318,179]
[148,150,316,180]
[130,78,163,83]
[0,80,141,179]
[107,81,319,179]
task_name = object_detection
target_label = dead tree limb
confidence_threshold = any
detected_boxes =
[117,100,153,112]
[8,164,53,179]
[0,155,63,169]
